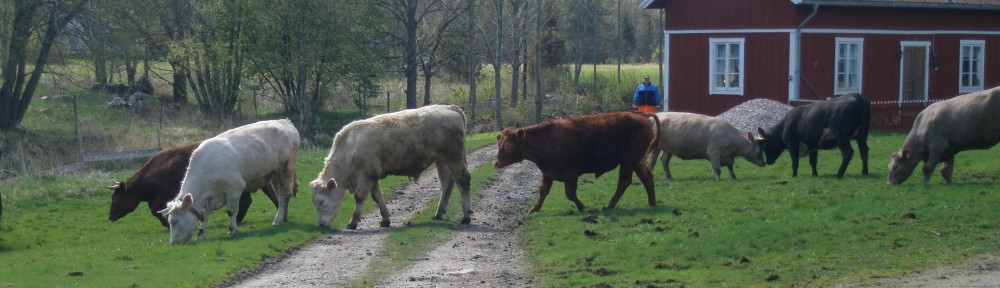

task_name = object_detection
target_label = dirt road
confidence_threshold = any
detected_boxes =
[222,146,539,287]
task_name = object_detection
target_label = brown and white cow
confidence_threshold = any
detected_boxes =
[310,105,472,229]
[159,119,299,244]
[648,112,765,181]
[888,87,1000,184]
[494,112,659,213]
[108,141,279,227]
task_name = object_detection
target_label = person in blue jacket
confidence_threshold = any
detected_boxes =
[632,75,661,112]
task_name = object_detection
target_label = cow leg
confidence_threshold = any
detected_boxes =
[940,156,955,184]
[788,143,801,177]
[528,176,555,213]
[710,155,722,181]
[836,141,855,179]
[236,191,252,225]
[605,166,635,210]
[647,148,661,171]
[808,150,819,177]
[197,209,209,241]
[370,182,391,227]
[226,190,242,236]
[347,185,370,230]
[856,137,870,176]
[261,183,280,209]
[432,166,455,221]
[662,153,674,180]
[634,160,657,206]
[922,146,946,184]
[272,164,296,225]
[456,167,473,224]
[727,163,737,180]
[564,175,587,211]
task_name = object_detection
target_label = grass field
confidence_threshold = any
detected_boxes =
[0,134,494,287]
[521,132,1000,287]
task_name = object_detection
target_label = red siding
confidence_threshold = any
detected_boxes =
[804,6,1000,31]
[663,0,798,30]
[668,33,789,115]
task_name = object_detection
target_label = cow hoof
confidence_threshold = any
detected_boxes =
[347,223,359,230]
[460,217,471,225]
[380,220,391,227]
[431,215,444,220]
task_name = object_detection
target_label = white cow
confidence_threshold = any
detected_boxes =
[649,112,766,180]
[159,119,299,244]
[310,105,472,229]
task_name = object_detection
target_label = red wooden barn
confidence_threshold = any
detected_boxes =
[641,0,1000,131]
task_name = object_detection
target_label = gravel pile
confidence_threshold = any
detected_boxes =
[717,98,793,133]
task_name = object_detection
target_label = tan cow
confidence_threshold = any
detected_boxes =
[649,112,765,181]
[310,105,471,229]
[888,87,1000,184]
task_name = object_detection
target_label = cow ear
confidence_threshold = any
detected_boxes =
[496,133,503,141]
[515,129,526,139]
[181,194,193,208]
[901,149,909,159]
[326,178,338,189]
[757,127,768,138]
[746,132,754,142]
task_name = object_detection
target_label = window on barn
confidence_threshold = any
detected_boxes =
[959,40,985,93]
[709,38,744,95]
[834,38,863,95]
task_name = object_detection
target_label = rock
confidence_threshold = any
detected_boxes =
[717,98,794,133]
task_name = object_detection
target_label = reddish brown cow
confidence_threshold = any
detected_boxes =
[494,112,660,213]
[108,141,280,227]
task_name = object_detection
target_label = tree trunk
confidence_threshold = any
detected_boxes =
[404,0,418,109]
[493,0,503,131]
[423,65,433,106]
[534,0,542,123]
[466,0,477,121]
[169,60,188,103]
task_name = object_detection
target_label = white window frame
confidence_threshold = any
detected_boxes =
[708,38,745,96]
[834,37,864,95]
[959,40,985,93]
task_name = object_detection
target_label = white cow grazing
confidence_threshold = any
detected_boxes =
[649,112,766,181]
[310,105,471,229]
[159,119,299,244]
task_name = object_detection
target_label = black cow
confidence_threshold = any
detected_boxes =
[756,93,870,178]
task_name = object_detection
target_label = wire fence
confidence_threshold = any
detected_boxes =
[869,99,945,133]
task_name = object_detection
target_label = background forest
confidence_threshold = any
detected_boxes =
[0,0,664,136]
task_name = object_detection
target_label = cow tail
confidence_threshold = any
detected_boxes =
[647,113,661,164]
[857,94,871,143]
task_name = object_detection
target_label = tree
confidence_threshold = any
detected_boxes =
[0,0,90,130]
[492,0,502,130]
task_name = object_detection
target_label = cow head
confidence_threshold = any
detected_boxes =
[757,127,785,165]
[108,181,139,221]
[157,194,201,244]
[494,128,528,168]
[887,149,918,185]
[310,178,345,227]
[743,132,767,167]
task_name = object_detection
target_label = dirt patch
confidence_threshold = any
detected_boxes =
[833,254,1000,288]
[220,145,537,287]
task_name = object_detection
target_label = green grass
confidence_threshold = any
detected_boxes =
[522,132,1000,287]
[0,133,497,287]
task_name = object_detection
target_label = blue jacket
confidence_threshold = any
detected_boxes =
[633,83,660,106]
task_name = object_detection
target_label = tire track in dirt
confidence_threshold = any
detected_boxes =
[222,146,501,287]
[375,153,540,287]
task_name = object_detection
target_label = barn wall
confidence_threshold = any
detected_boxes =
[662,0,798,30]
[668,33,789,116]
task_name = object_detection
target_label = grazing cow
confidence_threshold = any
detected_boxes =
[159,119,299,244]
[108,141,280,227]
[757,93,870,178]
[494,112,659,213]
[310,105,472,229]
[888,87,1000,184]
[648,112,765,181]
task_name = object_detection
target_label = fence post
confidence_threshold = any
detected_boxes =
[386,92,390,113]
[17,140,27,175]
